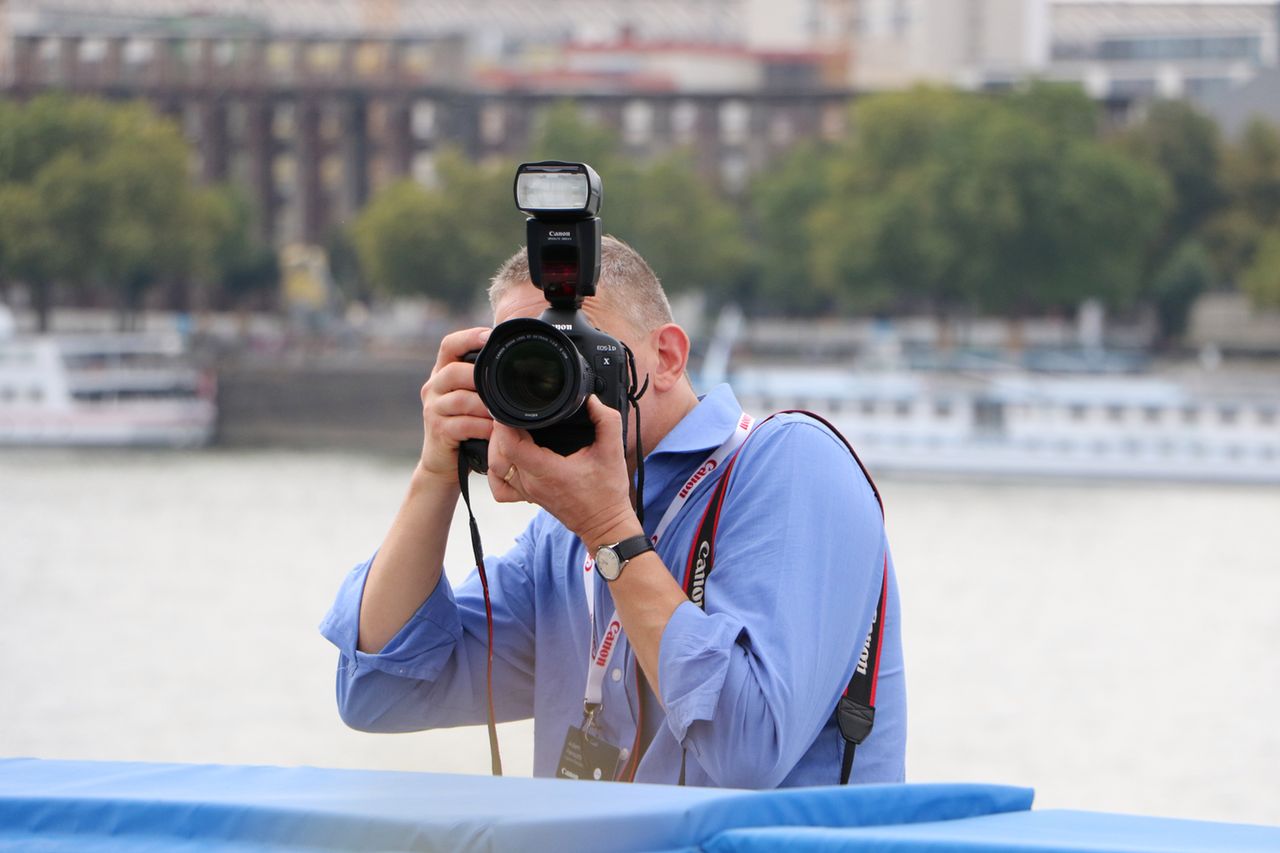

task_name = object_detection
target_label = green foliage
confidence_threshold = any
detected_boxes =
[204,185,278,306]
[347,102,749,313]
[0,95,263,329]
[747,141,840,313]
[1222,119,1280,229]
[1004,80,1101,140]
[603,153,750,302]
[1122,100,1224,263]
[807,87,1169,318]
[1241,230,1280,308]
[1151,239,1214,343]
[526,102,750,301]
[1198,118,1280,288]
[527,100,624,170]
[351,151,520,311]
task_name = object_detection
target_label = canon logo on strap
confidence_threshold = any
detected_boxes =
[594,619,622,666]
[689,541,711,606]
[678,459,718,499]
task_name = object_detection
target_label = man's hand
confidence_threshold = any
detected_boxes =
[417,327,494,484]
[487,395,642,550]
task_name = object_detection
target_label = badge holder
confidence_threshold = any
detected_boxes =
[556,703,622,782]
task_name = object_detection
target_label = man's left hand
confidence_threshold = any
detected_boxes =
[488,396,643,551]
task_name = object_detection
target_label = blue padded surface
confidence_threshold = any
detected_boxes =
[703,808,1280,853]
[0,758,1033,852]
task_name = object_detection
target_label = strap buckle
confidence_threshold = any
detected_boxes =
[582,702,601,734]
[836,696,875,746]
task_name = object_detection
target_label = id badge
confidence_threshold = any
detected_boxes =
[555,724,621,782]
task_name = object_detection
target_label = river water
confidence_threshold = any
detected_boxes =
[1,448,1277,825]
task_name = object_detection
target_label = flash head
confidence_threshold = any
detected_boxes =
[515,161,602,219]
[516,160,603,308]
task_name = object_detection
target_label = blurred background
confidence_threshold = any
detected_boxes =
[0,0,1277,828]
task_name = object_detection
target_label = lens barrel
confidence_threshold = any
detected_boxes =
[474,318,592,429]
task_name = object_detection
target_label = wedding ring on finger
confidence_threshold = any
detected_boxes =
[503,464,518,484]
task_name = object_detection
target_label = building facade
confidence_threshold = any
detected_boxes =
[0,1,853,245]
[848,0,1280,101]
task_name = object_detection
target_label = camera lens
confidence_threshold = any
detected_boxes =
[498,339,566,413]
[473,318,591,429]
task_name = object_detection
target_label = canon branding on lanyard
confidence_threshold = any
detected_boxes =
[561,412,754,783]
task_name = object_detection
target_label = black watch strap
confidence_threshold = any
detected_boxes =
[612,534,654,563]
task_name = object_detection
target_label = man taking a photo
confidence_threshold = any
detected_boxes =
[321,237,906,788]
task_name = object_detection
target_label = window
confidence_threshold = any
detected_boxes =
[411,100,436,139]
[307,42,342,73]
[1098,35,1260,63]
[718,100,750,146]
[124,38,154,66]
[623,100,654,146]
[671,100,699,146]
[79,38,108,63]
[480,103,505,146]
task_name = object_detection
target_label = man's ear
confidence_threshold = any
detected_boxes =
[650,323,691,393]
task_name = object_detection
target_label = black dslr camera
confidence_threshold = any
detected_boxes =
[461,161,631,474]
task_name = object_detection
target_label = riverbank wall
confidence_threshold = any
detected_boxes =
[215,358,425,456]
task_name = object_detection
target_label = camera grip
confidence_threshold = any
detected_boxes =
[459,349,489,474]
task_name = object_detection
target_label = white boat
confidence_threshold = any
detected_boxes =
[0,332,217,448]
[719,365,1280,484]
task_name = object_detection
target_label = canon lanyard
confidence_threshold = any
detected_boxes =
[677,409,888,786]
[580,411,755,719]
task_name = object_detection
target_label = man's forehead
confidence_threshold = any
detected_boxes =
[493,282,547,321]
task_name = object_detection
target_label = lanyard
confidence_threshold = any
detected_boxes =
[582,411,754,714]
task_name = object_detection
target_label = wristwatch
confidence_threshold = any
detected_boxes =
[594,534,654,582]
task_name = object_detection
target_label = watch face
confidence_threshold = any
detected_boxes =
[595,547,622,581]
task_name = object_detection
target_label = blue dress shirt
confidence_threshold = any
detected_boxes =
[320,384,906,788]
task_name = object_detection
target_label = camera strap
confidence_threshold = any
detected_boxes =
[457,449,503,777]
[677,410,887,786]
[579,410,754,778]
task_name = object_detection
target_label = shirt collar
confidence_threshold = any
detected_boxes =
[647,383,743,459]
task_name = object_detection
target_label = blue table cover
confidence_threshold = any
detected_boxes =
[703,808,1280,852]
[0,758,1031,852]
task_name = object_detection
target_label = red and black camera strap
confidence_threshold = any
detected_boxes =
[679,410,888,786]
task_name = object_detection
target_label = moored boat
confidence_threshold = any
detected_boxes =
[0,332,217,448]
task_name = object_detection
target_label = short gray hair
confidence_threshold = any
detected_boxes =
[488,235,674,334]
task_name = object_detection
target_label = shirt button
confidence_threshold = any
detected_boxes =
[611,668,622,682]
[619,747,630,761]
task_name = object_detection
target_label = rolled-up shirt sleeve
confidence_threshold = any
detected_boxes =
[319,514,543,733]
[656,419,886,789]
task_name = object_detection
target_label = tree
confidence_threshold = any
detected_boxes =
[604,153,750,303]
[526,102,750,302]
[747,140,840,314]
[203,185,278,310]
[1121,99,1224,249]
[1241,230,1280,308]
[96,103,213,328]
[1203,119,1280,287]
[1150,240,1214,345]
[0,96,229,331]
[351,150,519,312]
[1222,119,1280,230]
[808,87,1170,324]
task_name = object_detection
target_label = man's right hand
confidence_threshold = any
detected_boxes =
[417,326,494,483]
[358,326,493,654]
